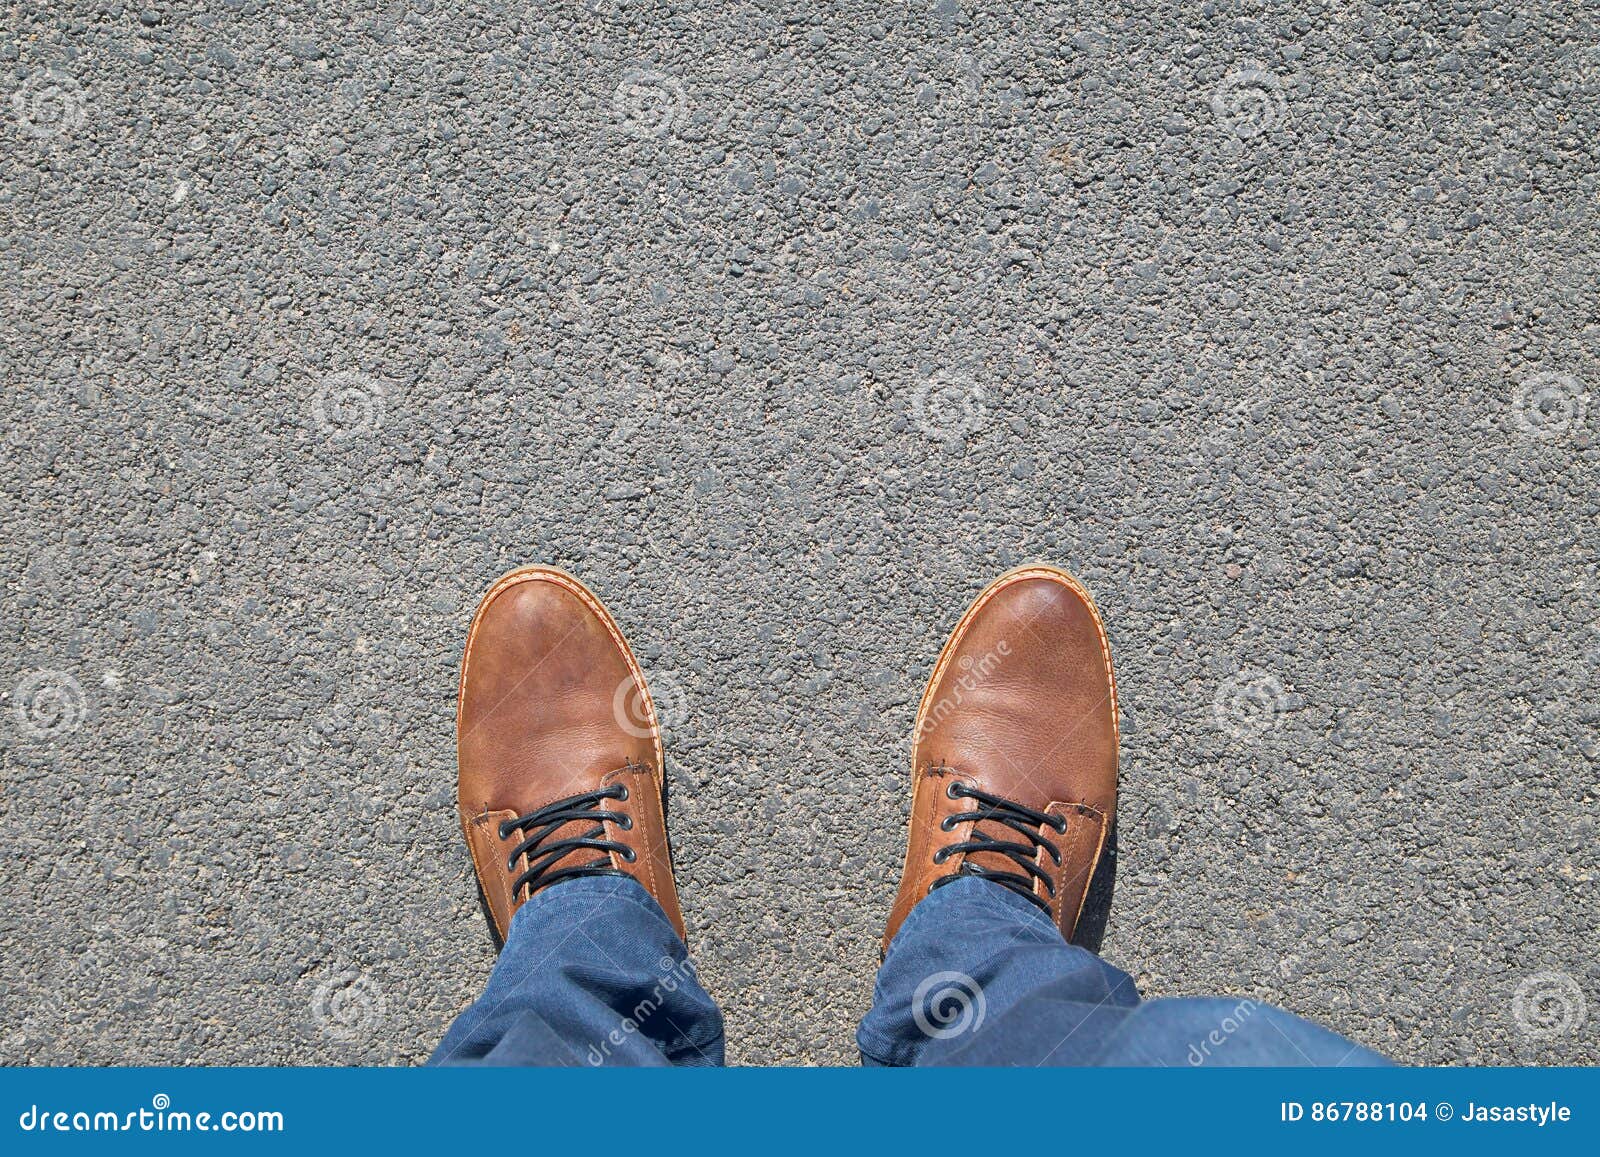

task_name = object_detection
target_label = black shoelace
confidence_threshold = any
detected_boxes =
[499,786,635,900]
[929,780,1067,913]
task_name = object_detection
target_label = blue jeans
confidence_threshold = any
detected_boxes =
[431,876,1389,1067]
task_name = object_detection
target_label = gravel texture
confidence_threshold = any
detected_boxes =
[2,2,1597,1066]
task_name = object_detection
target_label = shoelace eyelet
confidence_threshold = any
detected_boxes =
[928,780,1066,917]
[496,785,641,901]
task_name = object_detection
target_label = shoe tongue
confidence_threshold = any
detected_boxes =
[963,824,1039,880]
[952,792,1046,891]
[516,805,612,880]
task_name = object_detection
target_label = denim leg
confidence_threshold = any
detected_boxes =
[1084,997,1392,1066]
[430,875,725,1067]
[861,877,1389,1067]
[858,877,1140,1066]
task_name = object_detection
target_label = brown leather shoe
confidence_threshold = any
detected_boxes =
[883,564,1118,950]
[456,565,685,946]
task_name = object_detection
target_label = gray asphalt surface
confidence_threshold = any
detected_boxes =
[3,3,1597,1067]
